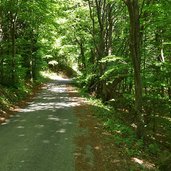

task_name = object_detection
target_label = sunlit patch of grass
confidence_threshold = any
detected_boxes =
[79,93,159,170]
[131,157,156,170]
[102,117,158,170]
[87,98,112,112]
[77,87,113,119]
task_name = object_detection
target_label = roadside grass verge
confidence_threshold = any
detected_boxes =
[77,86,170,170]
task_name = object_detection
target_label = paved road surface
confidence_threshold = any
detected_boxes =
[0,78,79,171]
[0,76,141,171]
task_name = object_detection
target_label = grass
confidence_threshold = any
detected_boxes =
[77,86,171,170]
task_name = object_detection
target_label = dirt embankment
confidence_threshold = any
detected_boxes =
[0,84,43,124]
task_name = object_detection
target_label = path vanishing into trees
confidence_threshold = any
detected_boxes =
[0,75,139,171]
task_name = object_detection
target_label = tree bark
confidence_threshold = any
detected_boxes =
[0,12,3,83]
[10,14,16,84]
[124,0,144,138]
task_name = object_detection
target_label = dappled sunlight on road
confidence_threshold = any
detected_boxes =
[48,115,60,122]
[56,128,66,133]
[0,76,157,171]
[19,79,82,113]
[50,87,67,93]
[34,124,45,128]
[41,72,73,82]
[1,119,10,125]
[0,78,78,169]
[0,76,93,171]
[18,134,25,137]
[131,157,155,170]
[19,101,81,112]
[17,125,25,129]
[1,78,79,149]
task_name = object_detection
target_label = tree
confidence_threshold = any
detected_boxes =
[123,0,144,138]
[0,0,57,85]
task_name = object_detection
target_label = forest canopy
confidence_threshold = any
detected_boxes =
[0,0,171,168]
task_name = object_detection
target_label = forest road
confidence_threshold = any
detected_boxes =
[0,76,130,171]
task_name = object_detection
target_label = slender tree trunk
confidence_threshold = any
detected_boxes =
[74,36,86,71]
[168,57,171,99]
[88,0,99,64]
[30,31,35,82]
[107,3,113,56]
[0,7,3,83]
[80,41,86,69]
[124,0,144,138]
[11,17,16,84]
[9,0,18,84]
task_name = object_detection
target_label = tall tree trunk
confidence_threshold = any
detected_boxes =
[9,0,18,85]
[124,0,144,138]
[0,13,3,83]
[106,3,113,56]
[74,36,86,71]
[11,16,16,84]
[168,52,171,99]
[80,41,86,70]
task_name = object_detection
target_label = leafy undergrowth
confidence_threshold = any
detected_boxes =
[0,76,47,124]
[77,88,171,170]
[108,94,171,168]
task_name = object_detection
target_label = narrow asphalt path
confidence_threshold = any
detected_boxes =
[0,76,141,171]
[0,77,79,171]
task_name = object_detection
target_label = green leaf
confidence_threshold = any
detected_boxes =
[100,55,124,63]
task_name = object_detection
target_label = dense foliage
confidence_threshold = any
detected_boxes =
[0,0,171,169]
[55,0,171,167]
[64,0,171,142]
